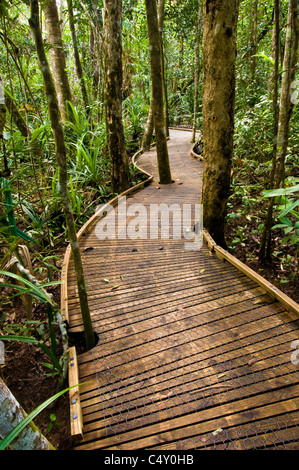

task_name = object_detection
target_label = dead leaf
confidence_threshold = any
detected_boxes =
[248,357,258,366]
[212,428,223,436]
[218,373,226,378]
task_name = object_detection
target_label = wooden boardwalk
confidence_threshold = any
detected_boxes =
[63,129,299,450]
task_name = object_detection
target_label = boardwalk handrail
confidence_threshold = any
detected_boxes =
[203,229,299,317]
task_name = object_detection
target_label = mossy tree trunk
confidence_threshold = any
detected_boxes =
[29,0,95,351]
[5,92,31,139]
[103,0,130,194]
[191,1,203,143]
[44,0,73,122]
[157,0,169,137]
[202,0,240,247]
[0,78,8,177]
[66,0,89,113]
[145,0,172,185]
[259,0,299,259]
[141,94,154,152]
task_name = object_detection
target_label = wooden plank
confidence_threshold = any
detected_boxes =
[77,319,297,411]
[203,229,299,316]
[80,331,297,408]
[67,273,255,318]
[79,333,297,412]
[76,304,295,391]
[76,302,289,379]
[68,346,84,440]
[78,324,296,403]
[67,266,241,302]
[79,361,298,437]
[152,410,299,450]
[74,386,299,450]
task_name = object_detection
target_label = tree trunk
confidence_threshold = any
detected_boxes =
[259,0,280,260]
[251,0,258,80]
[191,1,203,143]
[268,4,280,96]
[102,0,130,194]
[145,0,172,184]
[66,0,89,113]
[0,78,5,136]
[5,92,31,139]
[202,0,240,247]
[29,0,95,351]
[171,37,184,96]
[157,0,169,137]
[0,79,8,177]
[274,0,298,184]
[0,378,55,450]
[44,0,73,121]
[259,0,298,260]
[141,94,154,151]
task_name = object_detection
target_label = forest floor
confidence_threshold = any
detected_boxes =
[224,175,299,305]
[1,143,298,451]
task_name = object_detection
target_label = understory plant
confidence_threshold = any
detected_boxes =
[0,384,74,450]
[263,177,299,248]
[0,270,68,389]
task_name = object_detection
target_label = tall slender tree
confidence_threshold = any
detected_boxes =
[103,0,130,194]
[142,0,167,151]
[145,0,172,185]
[44,0,73,121]
[29,0,95,351]
[259,0,299,259]
[66,0,89,113]
[157,0,169,137]
[202,0,240,247]
[191,0,203,143]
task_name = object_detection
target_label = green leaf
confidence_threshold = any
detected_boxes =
[252,53,275,64]
[278,199,299,218]
[284,226,293,235]
[0,271,59,304]
[272,224,289,230]
[278,217,293,227]
[263,184,299,198]
[0,336,62,373]
[0,386,78,450]
[290,233,299,245]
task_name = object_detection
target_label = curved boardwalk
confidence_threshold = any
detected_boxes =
[65,129,299,450]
